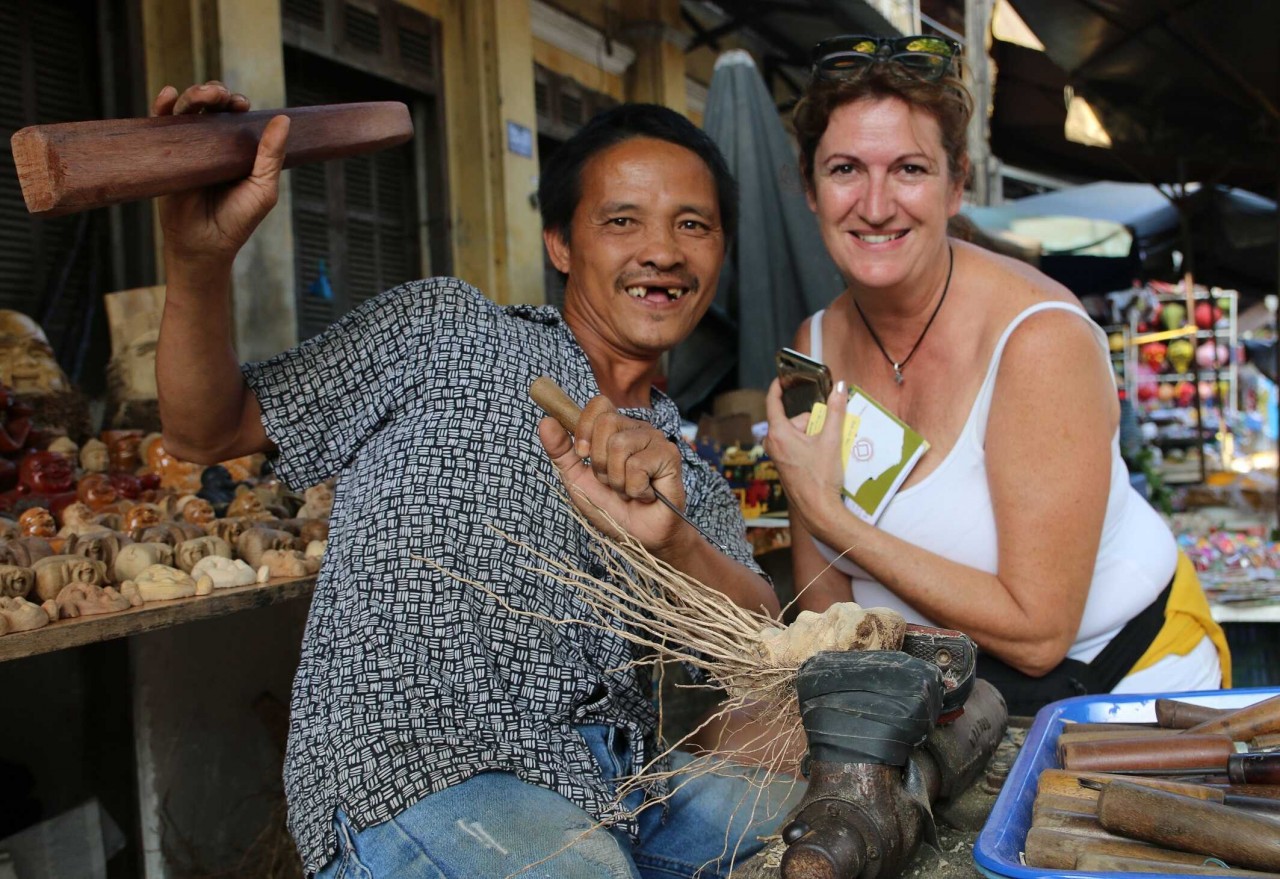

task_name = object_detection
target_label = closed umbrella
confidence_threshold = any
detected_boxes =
[668,50,843,411]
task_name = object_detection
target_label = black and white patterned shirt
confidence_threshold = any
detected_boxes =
[242,278,758,875]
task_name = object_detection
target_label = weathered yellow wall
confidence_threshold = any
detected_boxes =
[532,39,624,100]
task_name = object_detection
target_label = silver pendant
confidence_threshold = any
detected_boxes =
[893,364,904,385]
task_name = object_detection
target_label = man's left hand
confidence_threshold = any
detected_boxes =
[538,395,693,556]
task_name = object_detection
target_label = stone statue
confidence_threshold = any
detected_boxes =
[66,530,129,575]
[106,329,158,406]
[113,542,175,584]
[0,595,53,634]
[256,548,321,581]
[33,554,109,602]
[123,564,210,602]
[236,526,302,569]
[175,535,232,573]
[76,473,119,512]
[47,436,78,459]
[226,486,273,522]
[207,516,250,547]
[297,482,335,520]
[0,536,53,567]
[0,311,70,395]
[0,564,34,599]
[54,580,137,618]
[0,518,17,541]
[80,438,109,473]
[191,555,257,589]
[103,429,144,474]
[124,503,162,538]
[176,495,216,527]
[305,539,326,560]
[18,507,56,539]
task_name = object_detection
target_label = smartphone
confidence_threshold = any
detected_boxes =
[777,347,833,419]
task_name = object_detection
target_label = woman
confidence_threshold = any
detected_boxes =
[765,35,1228,715]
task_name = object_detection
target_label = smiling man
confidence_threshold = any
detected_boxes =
[152,84,795,879]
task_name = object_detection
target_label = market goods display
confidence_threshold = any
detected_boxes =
[0,391,334,637]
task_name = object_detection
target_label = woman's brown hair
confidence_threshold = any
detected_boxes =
[793,66,974,189]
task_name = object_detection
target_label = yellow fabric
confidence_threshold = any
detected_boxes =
[1128,551,1232,687]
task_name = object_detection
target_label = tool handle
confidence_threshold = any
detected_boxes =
[1059,734,1234,773]
[11,102,412,217]
[1155,698,1230,729]
[530,376,582,433]
[1097,781,1280,872]
[1186,693,1280,740]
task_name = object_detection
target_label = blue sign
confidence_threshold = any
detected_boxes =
[506,120,533,158]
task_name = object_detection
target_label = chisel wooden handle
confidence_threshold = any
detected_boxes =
[1098,781,1280,872]
[1060,734,1235,773]
[530,376,582,433]
[1156,698,1229,729]
[1186,693,1280,740]
[11,102,412,217]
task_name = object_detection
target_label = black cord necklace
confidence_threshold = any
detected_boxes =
[852,243,954,386]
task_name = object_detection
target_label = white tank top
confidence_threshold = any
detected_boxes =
[809,302,1177,663]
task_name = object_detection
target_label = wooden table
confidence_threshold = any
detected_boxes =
[0,575,316,662]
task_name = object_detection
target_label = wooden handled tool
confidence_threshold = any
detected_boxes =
[1185,693,1280,740]
[11,102,412,217]
[1156,698,1230,729]
[1097,780,1280,872]
[528,376,728,555]
[1060,734,1235,773]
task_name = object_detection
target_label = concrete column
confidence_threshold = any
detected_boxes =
[620,0,688,112]
[965,0,1001,205]
[439,0,543,305]
[215,0,298,359]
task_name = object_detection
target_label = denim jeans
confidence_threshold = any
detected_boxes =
[315,725,802,879]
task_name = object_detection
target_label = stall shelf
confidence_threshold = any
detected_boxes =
[0,575,316,663]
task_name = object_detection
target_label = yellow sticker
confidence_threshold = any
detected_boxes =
[806,402,861,466]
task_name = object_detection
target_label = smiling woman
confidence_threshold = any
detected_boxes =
[763,41,1230,715]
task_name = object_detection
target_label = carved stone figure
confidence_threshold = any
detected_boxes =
[123,564,208,602]
[305,540,326,559]
[236,526,301,569]
[113,542,175,584]
[0,536,53,567]
[191,555,257,589]
[67,530,128,574]
[103,429,144,474]
[0,518,17,541]
[276,518,330,544]
[176,495,215,527]
[107,329,159,405]
[76,473,119,512]
[54,581,136,618]
[0,564,34,599]
[206,516,249,546]
[124,503,162,538]
[79,438,109,473]
[0,311,70,394]
[33,554,109,602]
[140,437,204,494]
[19,507,56,539]
[175,535,232,573]
[19,452,74,496]
[226,486,273,522]
[257,548,320,580]
[297,482,335,521]
[47,436,78,459]
[0,595,52,634]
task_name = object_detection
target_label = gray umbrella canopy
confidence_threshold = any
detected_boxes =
[668,50,843,411]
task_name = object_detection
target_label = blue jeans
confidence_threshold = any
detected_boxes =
[315,725,802,878]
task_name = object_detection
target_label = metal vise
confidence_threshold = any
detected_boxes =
[779,635,1007,879]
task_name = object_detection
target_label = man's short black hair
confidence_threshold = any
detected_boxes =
[538,103,738,245]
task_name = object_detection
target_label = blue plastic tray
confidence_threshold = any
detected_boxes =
[973,686,1280,879]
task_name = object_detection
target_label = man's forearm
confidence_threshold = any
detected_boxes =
[156,261,265,463]
[663,531,780,619]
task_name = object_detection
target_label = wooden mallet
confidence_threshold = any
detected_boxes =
[10,102,413,217]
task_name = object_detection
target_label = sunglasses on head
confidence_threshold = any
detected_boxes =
[811,34,961,82]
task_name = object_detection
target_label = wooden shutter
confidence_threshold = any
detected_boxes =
[285,48,422,338]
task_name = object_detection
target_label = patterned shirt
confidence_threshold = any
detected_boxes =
[242,278,759,875]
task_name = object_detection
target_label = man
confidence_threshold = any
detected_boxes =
[153,82,795,878]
